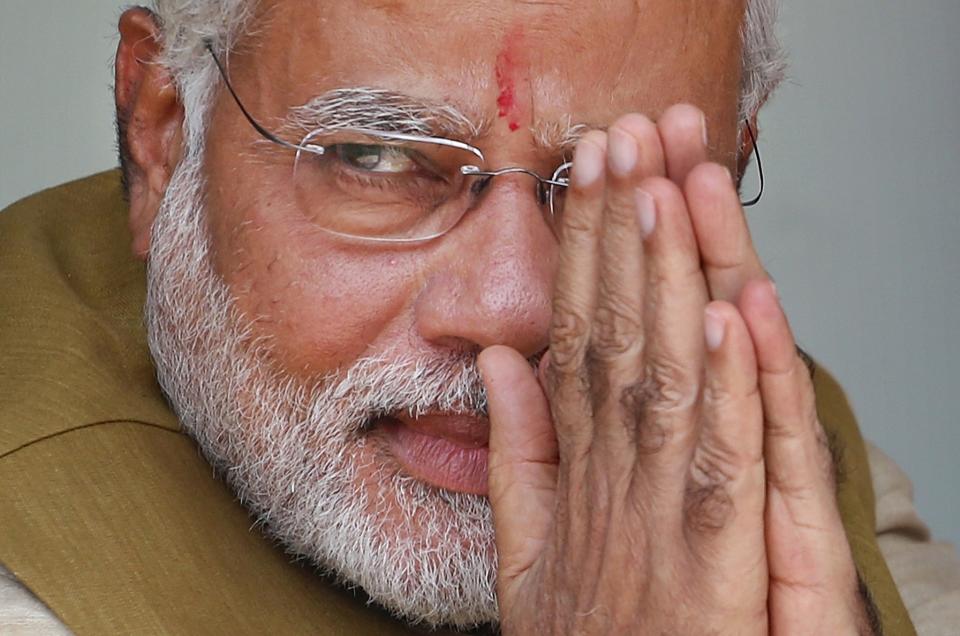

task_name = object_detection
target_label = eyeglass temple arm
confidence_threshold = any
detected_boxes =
[741,121,765,207]
[462,124,765,206]
[205,39,487,164]
[204,39,310,153]
[206,37,764,207]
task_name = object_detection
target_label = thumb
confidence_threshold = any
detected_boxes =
[478,345,558,586]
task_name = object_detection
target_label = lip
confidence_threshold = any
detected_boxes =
[378,414,490,496]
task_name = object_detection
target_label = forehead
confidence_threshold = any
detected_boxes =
[244,0,745,141]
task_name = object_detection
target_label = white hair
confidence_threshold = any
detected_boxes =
[150,0,786,150]
[142,0,786,627]
[145,118,503,627]
[741,0,787,121]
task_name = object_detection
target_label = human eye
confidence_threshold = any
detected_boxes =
[288,134,475,239]
[291,134,468,206]
[334,143,423,175]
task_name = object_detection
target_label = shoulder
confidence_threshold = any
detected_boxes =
[869,442,960,635]
[0,170,133,316]
[0,171,126,244]
[1,171,124,217]
[0,170,177,456]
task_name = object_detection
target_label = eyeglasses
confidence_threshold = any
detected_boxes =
[205,41,763,244]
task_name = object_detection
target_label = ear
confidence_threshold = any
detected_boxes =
[115,7,185,260]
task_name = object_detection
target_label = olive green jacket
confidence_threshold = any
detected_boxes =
[0,172,915,634]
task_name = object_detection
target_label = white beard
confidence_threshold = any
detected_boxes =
[143,150,504,628]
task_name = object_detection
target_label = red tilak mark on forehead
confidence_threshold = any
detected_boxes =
[496,62,516,117]
[495,27,525,132]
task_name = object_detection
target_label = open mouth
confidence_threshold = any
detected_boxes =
[374,413,490,496]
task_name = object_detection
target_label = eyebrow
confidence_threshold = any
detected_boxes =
[279,88,489,141]
[530,118,605,157]
[279,87,606,158]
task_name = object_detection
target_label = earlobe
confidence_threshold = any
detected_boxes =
[115,7,185,260]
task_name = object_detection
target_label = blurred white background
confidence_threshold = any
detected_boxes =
[1,1,958,546]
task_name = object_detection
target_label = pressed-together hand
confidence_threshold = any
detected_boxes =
[478,106,874,635]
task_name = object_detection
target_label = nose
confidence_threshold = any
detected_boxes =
[414,178,556,358]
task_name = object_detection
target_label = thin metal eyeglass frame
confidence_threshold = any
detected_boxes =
[204,39,571,227]
[741,121,764,207]
[204,39,484,163]
[204,38,763,219]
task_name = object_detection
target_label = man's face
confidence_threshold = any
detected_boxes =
[201,0,744,490]
[146,0,746,627]
[205,0,745,374]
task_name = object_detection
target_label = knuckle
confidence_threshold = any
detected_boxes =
[703,375,760,409]
[685,448,739,532]
[559,210,599,242]
[603,194,638,228]
[638,175,681,203]
[649,253,705,290]
[684,481,735,533]
[590,301,643,359]
[765,367,820,438]
[637,419,669,455]
[767,354,803,382]
[550,300,589,370]
[693,435,755,485]
[619,378,672,454]
[582,349,612,405]
[644,356,700,413]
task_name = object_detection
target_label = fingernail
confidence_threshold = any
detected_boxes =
[636,189,656,238]
[572,140,605,188]
[704,308,726,351]
[701,112,709,147]
[608,127,637,178]
[769,280,780,300]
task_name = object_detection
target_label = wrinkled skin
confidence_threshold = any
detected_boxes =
[117,0,874,632]
[480,117,871,634]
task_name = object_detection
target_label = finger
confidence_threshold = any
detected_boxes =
[631,177,707,469]
[739,281,862,626]
[548,131,607,453]
[739,280,834,499]
[685,163,767,303]
[687,302,765,568]
[740,281,852,572]
[658,103,709,187]
[479,345,559,591]
[588,116,658,446]
[614,113,666,179]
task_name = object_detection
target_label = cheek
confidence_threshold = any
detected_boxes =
[202,123,424,378]
[261,256,409,375]
[211,210,421,378]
